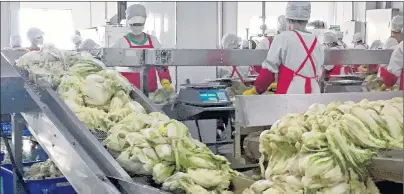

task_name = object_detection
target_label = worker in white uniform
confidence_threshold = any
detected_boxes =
[352,33,369,49]
[26,27,44,51]
[377,15,403,77]
[382,15,403,49]
[335,31,347,49]
[218,33,251,83]
[111,4,173,93]
[72,35,83,49]
[322,32,352,78]
[79,39,100,50]
[243,2,325,95]
[380,41,403,90]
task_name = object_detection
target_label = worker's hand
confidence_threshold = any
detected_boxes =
[358,65,368,73]
[243,87,257,95]
[160,79,173,92]
[380,84,390,91]
[268,82,277,90]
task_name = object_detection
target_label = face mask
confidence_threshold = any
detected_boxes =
[130,26,144,35]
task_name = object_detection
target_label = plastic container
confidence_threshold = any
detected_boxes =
[0,162,76,194]
[1,122,31,137]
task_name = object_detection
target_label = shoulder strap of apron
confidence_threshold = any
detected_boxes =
[292,30,318,78]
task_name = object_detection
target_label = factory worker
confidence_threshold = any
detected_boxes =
[111,4,173,93]
[380,41,403,90]
[244,2,325,95]
[352,33,369,49]
[26,27,44,51]
[323,32,352,78]
[257,15,287,50]
[218,33,250,82]
[382,15,403,49]
[335,31,347,49]
[72,35,83,49]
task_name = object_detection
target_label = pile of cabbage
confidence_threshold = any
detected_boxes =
[243,97,403,194]
[24,159,63,180]
[16,45,239,194]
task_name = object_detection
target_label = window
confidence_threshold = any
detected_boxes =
[19,8,75,49]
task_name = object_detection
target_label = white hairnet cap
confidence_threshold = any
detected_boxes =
[285,2,311,21]
[79,39,100,50]
[391,15,403,32]
[352,33,363,43]
[126,4,147,24]
[277,15,287,32]
[10,34,22,47]
[323,32,338,44]
[221,33,240,49]
[71,35,82,44]
[27,27,44,42]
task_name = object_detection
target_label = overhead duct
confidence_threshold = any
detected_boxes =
[117,1,127,25]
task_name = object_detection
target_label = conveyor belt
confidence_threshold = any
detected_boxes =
[1,50,168,194]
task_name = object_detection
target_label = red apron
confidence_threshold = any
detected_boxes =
[248,37,272,76]
[380,67,404,90]
[121,34,159,93]
[276,30,318,94]
[230,66,245,83]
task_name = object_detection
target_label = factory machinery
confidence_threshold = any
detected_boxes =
[1,48,402,193]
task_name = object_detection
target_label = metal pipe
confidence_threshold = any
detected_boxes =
[117,1,127,24]
[105,2,108,23]
[217,1,223,78]
[261,1,266,35]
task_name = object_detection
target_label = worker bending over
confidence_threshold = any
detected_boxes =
[352,33,369,49]
[380,41,403,90]
[322,32,352,78]
[26,27,44,51]
[111,4,173,93]
[244,2,325,95]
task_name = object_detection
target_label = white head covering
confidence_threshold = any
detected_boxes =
[370,40,383,49]
[71,35,82,44]
[277,15,287,32]
[285,2,311,21]
[10,34,22,48]
[79,39,100,50]
[221,33,240,49]
[323,32,338,44]
[391,15,403,33]
[352,33,363,43]
[335,31,344,40]
[27,27,44,43]
[126,4,147,24]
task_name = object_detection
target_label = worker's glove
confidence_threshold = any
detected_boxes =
[243,87,257,95]
[267,82,277,91]
[160,79,173,92]
[380,84,390,91]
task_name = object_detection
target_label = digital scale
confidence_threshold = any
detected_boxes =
[177,83,232,107]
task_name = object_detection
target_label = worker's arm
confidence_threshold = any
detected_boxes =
[254,36,283,94]
[381,42,403,87]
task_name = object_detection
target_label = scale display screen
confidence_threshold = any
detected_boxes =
[198,90,228,103]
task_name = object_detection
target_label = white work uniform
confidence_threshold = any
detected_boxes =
[262,29,325,94]
[257,37,273,49]
[382,37,399,49]
[384,41,403,89]
[378,37,400,77]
